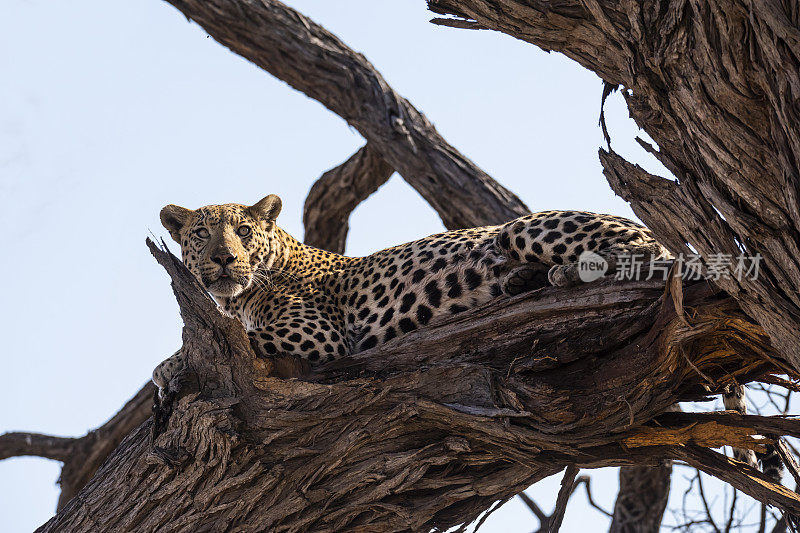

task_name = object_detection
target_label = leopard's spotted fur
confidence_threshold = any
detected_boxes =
[152,195,669,391]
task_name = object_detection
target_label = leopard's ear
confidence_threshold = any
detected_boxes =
[160,205,195,243]
[248,194,282,224]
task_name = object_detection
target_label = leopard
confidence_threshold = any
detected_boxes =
[150,193,783,479]
[151,193,670,393]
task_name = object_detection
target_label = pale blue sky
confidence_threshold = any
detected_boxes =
[0,1,749,531]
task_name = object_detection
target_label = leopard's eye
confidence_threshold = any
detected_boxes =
[194,228,210,239]
[236,226,252,237]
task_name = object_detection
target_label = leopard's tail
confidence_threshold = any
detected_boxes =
[722,384,759,468]
[723,385,786,487]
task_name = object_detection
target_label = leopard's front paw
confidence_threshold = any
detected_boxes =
[502,265,549,296]
[152,350,185,400]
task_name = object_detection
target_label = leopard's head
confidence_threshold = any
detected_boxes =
[160,194,283,299]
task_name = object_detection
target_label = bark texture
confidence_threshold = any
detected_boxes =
[426,0,800,377]
[5,0,799,530]
[303,143,394,254]
[424,5,800,525]
[34,241,800,532]
[609,463,672,533]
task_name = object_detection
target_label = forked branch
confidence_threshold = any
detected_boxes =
[162,0,530,230]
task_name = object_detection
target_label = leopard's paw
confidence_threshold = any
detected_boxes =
[152,350,185,400]
[502,265,548,296]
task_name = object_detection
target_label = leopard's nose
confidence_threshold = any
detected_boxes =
[211,251,236,266]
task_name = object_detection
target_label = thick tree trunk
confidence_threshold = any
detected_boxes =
[608,463,671,533]
[35,240,800,532]
[425,5,800,526]
[426,0,800,375]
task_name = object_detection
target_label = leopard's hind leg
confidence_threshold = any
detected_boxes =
[495,211,671,292]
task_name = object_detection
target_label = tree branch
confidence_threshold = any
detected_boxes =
[425,0,800,378]
[55,382,156,510]
[519,491,550,524]
[609,404,679,533]
[519,475,611,532]
[1,381,157,511]
[13,1,799,529]
[609,463,672,533]
[263,3,672,526]
[303,143,394,254]
[425,2,800,528]
[33,240,800,532]
[162,0,530,230]
[428,0,626,84]
[549,465,580,533]
[0,432,75,462]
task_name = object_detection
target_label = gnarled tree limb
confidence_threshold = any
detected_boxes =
[9,1,799,529]
[162,0,530,230]
[0,382,156,511]
[425,0,800,376]
[303,143,394,254]
[34,240,800,532]
[422,5,800,526]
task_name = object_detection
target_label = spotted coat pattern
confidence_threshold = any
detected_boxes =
[152,196,670,389]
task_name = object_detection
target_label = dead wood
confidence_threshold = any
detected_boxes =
[422,4,800,525]
[609,463,671,533]
[33,240,800,532]
[549,466,580,533]
[7,0,800,529]
[519,476,612,532]
[4,0,526,514]
[303,143,394,254]
[0,433,75,463]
